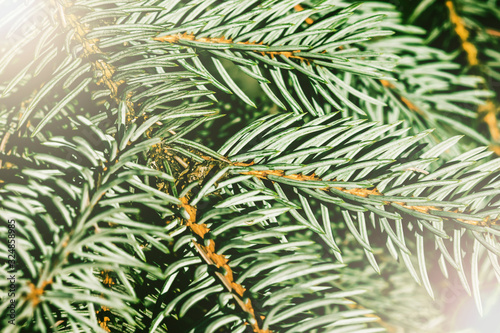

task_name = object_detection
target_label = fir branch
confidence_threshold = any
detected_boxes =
[2,1,500,332]
[443,1,500,154]
[235,166,497,227]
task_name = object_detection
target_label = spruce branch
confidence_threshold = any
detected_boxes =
[408,0,500,154]
[1,1,500,332]
[214,112,500,298]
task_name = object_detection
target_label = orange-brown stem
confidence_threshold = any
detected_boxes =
[446,0,478,66]
[64,11,136,122]
[239,168,496,227]
[179,197,270,332]
[154,32,308,62]
[478,100,500,144]
[25,279,52,308]
[486,28,500,37]
[379,80,424,116]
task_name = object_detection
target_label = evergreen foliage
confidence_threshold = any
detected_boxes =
[0,0,499,332]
